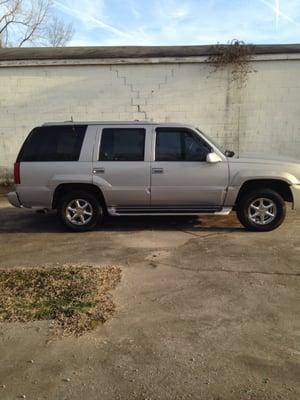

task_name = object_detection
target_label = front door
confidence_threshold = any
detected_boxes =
[92,125,151,210]
[150,127,229,211]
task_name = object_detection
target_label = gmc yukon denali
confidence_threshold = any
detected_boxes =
[8,121,300,232]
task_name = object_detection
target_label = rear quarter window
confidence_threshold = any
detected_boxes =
[17,125,87,162]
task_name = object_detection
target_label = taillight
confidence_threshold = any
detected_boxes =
[14,162,20,184]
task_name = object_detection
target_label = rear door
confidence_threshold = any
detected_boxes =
[16,124,90,208]
[150,127,228,210]
[92,125,151,210]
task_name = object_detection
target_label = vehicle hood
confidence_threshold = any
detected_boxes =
[234,153,300,164]
[228,153,300,185]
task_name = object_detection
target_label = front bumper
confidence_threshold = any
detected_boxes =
[7,191,21,208]
[291,184,300,210]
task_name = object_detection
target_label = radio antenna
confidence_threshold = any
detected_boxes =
[70,115,75,132]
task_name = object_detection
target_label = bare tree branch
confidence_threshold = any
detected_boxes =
[0,0,74,47]
[44,15,74,47]
[18,0,49,46]
[0,0,21,27]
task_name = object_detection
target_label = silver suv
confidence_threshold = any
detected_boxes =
[8,121,300,232]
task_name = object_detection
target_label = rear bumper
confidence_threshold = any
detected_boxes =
[291,184,300,210]
[7,191,21,208]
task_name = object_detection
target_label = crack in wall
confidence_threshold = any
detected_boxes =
[110,65,178,120]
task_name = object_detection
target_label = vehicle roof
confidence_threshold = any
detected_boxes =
[43,121,195,128]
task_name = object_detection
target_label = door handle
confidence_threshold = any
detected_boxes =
[152,168,164,174]
[93,167,105,174]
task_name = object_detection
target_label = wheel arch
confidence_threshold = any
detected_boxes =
[235,179,293,206]
[52,183,107,210]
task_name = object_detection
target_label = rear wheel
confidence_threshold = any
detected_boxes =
[57,191,103,232]
[236,189,286,232]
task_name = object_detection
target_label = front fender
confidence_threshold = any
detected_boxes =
[230,170,300,186]
[224,169,300,207]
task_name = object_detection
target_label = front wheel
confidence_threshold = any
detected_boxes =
[236,189,286,232]
[57,191,103,232]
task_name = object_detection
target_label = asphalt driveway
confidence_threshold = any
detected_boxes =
[0,196,299,400]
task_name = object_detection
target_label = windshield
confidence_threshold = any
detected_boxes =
[196,128,225,155]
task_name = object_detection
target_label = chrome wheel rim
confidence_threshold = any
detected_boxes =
[248,197,277,225]
[66,199,93,226]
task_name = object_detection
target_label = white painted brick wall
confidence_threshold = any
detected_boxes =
[0,58,300,181]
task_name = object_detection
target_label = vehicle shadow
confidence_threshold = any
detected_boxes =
[0,205,244,234]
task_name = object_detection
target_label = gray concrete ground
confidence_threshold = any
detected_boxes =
[0,196,299,400]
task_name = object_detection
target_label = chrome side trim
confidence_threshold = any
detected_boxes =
[214,207,232,216]
[108,206,232,216]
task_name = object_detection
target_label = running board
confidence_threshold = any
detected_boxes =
[108,207,232,216]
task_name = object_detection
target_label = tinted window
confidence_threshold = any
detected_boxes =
[156,129,211,161]
[155,131,182,161]
[18,125,87,162]
[99,128,145,161]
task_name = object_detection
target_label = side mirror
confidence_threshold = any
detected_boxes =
[225,150,235,158]
[206,152,222,163]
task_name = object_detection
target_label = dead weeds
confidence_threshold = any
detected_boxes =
[0,265,121,336]
[207,39,256,83]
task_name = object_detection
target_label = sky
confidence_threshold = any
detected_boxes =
[53,0,300,46]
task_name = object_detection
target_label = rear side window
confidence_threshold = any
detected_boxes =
[17,125,87,162]
[99,128,145,161]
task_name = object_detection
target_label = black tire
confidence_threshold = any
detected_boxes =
[57,190,103,232]
[236,189,286,232]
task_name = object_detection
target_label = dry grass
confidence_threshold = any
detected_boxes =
[0,265,121,336]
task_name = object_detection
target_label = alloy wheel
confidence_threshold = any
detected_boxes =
[66,199,93,226]
[248,197,277,225]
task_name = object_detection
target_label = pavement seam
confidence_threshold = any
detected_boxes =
[155,260,300,277]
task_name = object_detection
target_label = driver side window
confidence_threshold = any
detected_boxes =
[155,129,211,162]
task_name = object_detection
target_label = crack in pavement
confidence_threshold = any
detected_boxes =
[170,228,238,239]
[155,261,300,277]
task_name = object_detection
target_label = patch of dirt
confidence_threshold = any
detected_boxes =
[200,213,241,229]
[0,265,121,336]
